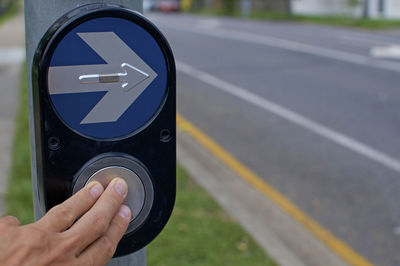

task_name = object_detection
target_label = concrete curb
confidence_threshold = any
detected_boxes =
[177,128,348,266]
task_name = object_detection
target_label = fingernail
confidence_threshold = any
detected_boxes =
[114,178,128,197]
[88,182,103,199]
[118,205,131,219]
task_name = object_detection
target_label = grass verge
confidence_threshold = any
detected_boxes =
[6,67,275,265]
[6,64,34,225]
[147,165,275,266]
[190,9,400,30]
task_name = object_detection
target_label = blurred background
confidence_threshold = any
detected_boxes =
[145,0,400,19]
[1,0,400,266]
[145,1,400,265]
[0,0,13,15]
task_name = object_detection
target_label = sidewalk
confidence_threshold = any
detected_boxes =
[0,10,25,216]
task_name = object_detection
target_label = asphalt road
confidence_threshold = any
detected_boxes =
[148,13,400,266]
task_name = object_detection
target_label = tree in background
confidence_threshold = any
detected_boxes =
[252,0,291,15]
[191,0,206,10]
[347,0,360,7]
[0,0,13,15]
[189,0,291,16]
[221,0,238,15]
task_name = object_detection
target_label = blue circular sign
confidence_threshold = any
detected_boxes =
[47,17,168,140]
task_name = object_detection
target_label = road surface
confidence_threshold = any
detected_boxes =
[149,13,400,266]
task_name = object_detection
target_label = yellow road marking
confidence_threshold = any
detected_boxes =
[177,113,373,266]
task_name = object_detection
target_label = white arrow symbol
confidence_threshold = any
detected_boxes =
[79,63,150,92]
[48,32,158,124]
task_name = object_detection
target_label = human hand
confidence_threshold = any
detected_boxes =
[0,177,131,266]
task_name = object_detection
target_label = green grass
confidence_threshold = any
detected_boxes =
[7,67,275,265]
[190,9,400,29]
[5,64,34,225]
[147,165,275,266]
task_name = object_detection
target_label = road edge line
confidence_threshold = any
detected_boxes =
[177,113,373,266]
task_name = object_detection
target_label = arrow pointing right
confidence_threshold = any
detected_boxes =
[78,63,150,92]
[48,32,158,124]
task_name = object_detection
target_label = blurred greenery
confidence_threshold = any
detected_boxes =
[189,9,400,29]
[221,0,238,15]
[6,64,34,224]
[0,0,20,26]
[7,66,274,265]
[346,0,360,8]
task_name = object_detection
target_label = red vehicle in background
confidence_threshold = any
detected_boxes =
[156,0,180,12]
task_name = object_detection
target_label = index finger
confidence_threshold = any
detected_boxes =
[65,177,128,252]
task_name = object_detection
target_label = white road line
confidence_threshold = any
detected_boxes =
[339,35,395,47]
[339,39,379,49]
[371,45,400,59]
[196,19,221,29]
[163,23,400,73]
[0,47,25,66]
[177,60,400,173]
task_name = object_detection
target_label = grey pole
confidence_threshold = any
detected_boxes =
[240,0,251,18]
[363,0,370,18]
[24,1,145,265]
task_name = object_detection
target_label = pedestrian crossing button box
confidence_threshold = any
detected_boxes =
[31,3,176,256]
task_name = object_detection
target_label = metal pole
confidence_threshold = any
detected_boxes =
[24,1,145,265]
[363,0,370,18]
[240,0,251,18]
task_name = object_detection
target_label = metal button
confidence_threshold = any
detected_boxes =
[73,154,154,234]
[85,166,145,222]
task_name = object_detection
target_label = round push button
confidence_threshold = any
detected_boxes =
[73,153,154,234]
[85,166,145,222]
